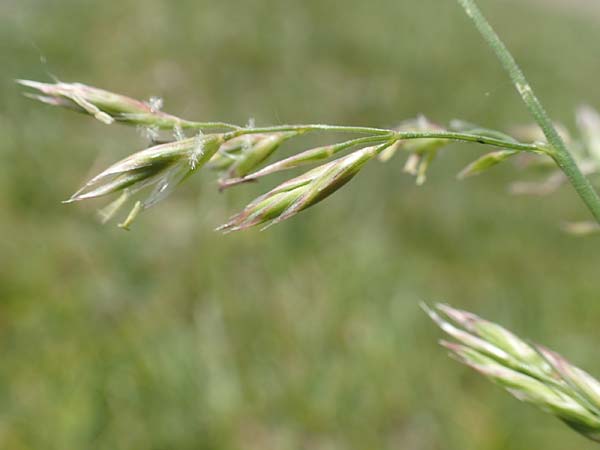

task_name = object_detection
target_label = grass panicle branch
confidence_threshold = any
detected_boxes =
[425,303,600,443]
[19,79,554,231]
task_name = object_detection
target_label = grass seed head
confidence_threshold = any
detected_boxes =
[67,134,224,227]
[225,131,300,179]
[217,145,379,232]
[537,346,600,414]
[206,135,265,172]
[18,80,189,129]
[427,303,600,443]
[437,304,547,368]
[458,149,519,179]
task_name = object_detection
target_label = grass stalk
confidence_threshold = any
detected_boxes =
[456,0,600,223]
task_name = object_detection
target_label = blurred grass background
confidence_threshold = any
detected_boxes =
[2,0,600,448]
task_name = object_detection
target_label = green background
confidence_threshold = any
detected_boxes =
[2,0,600,448]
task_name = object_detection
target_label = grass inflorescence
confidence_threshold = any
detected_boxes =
[20,79,560,231]
[425,303,600,443]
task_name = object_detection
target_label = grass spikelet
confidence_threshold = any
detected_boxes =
[217,143,390,232]
[67,134,224,228]
[426,302,600,442]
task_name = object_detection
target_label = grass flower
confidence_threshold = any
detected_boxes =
[217,131,301,180]
[17,79,240,132]
[217,142,392,232]
[457,149,519,179]
[67,134,224,228]
[18,80,189,128]
[378,116,449,185]
[425,303,600,442]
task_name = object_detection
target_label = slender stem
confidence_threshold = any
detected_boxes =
[224,124,396,138]
[394,131,539,153]
[457,0,600,223]
[224,124,542,153]
[182,121,242,131]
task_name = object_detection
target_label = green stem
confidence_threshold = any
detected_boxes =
[183,121,242,131]
[457,0,600,223]
[224,125,542,153]
[224,124,395,137]
[394,131,539,153]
